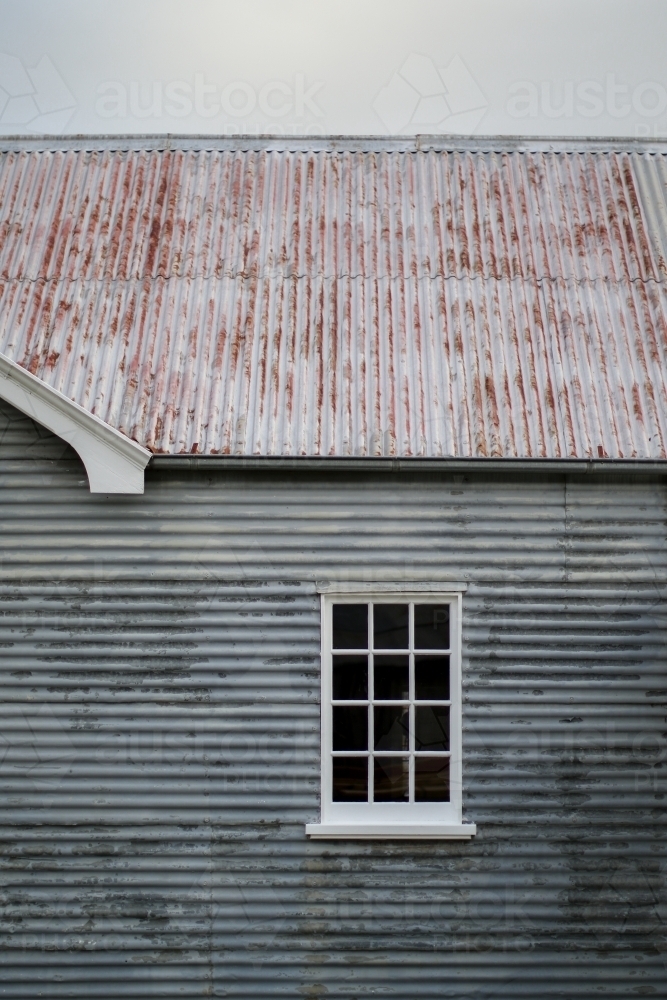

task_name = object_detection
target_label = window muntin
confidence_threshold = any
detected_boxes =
[330,601,452,804]
[319,592,465,832]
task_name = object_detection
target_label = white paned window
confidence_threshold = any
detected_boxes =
[306,588,477,839]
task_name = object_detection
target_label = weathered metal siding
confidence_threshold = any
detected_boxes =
[1,144,667,459]
[0,398,665,997]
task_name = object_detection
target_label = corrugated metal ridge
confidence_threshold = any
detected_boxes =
[633,152,667,275]
[2,134,667,153]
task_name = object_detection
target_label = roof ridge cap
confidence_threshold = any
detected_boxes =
[1,134,667,154]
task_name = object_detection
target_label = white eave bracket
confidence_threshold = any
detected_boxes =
[0,353,151,494]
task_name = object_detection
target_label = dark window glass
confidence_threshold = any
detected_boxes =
[414,604,450,650]
[374,706,409,751]
[333,706,368,751]
[333,604,368,650]
[415,706,450,751]
[374,655,409,701]
[333,757,368,802]
[415,757,450,802]
[373,603,409,649]
[415,656,450,701]
[333,656,368,701]
[374,756,409,802]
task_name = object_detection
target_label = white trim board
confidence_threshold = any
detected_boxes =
[0,353,151,494]
[317,582,468,594]
[305,823,477,839]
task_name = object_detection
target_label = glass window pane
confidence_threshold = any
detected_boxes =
[374,706,409,751]
[333,757,368,802]
[374,655,409,701]
[333,604,368,650]
[414,604,450,650]
[373,604,409,650]
[415,706,450,751]
[333,656,368,701]
[333,706,368,751]
[415,656,450,701]
[415,758,450,802]
[374,756,409,802]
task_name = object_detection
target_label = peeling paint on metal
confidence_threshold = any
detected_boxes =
[1,143,667,460]
[0,399,665,996]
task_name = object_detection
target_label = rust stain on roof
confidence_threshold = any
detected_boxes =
[0,144,666,459]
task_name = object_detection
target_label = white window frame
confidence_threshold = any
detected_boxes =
[306,585,477,840]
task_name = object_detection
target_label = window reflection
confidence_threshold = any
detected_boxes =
[333,706,368,750]
[374,655,409,700]
[415,656,450,701]
[414,604,449,649]
[333,656,368,700]
[373,604,409,649]
[333,604,368,649]
[333,758,368,802]
[374,706,409,751]
[415,758,450,802]
[374,757,409,802]
[415,706,450,752]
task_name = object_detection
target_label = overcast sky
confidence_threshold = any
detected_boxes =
[0,0,665,138]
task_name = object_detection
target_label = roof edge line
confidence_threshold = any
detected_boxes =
[0,353,151,493]
[1,134,667,154]
[149,456,667,476]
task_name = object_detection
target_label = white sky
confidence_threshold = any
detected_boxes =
[0,0,665,138]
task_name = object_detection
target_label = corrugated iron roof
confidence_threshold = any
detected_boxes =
[1,138,667,459]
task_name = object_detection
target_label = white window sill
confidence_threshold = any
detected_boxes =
[305,822,477,839]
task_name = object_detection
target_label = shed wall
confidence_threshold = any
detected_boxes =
[0,399,665,998]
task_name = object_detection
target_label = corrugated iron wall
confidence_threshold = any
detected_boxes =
[0,398,665,998]
[2,145,667,460]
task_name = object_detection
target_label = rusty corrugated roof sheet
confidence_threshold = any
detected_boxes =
[1,138,667,459]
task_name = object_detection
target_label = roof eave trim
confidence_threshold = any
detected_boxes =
[149,455,667,475]
[0,353,151,493]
